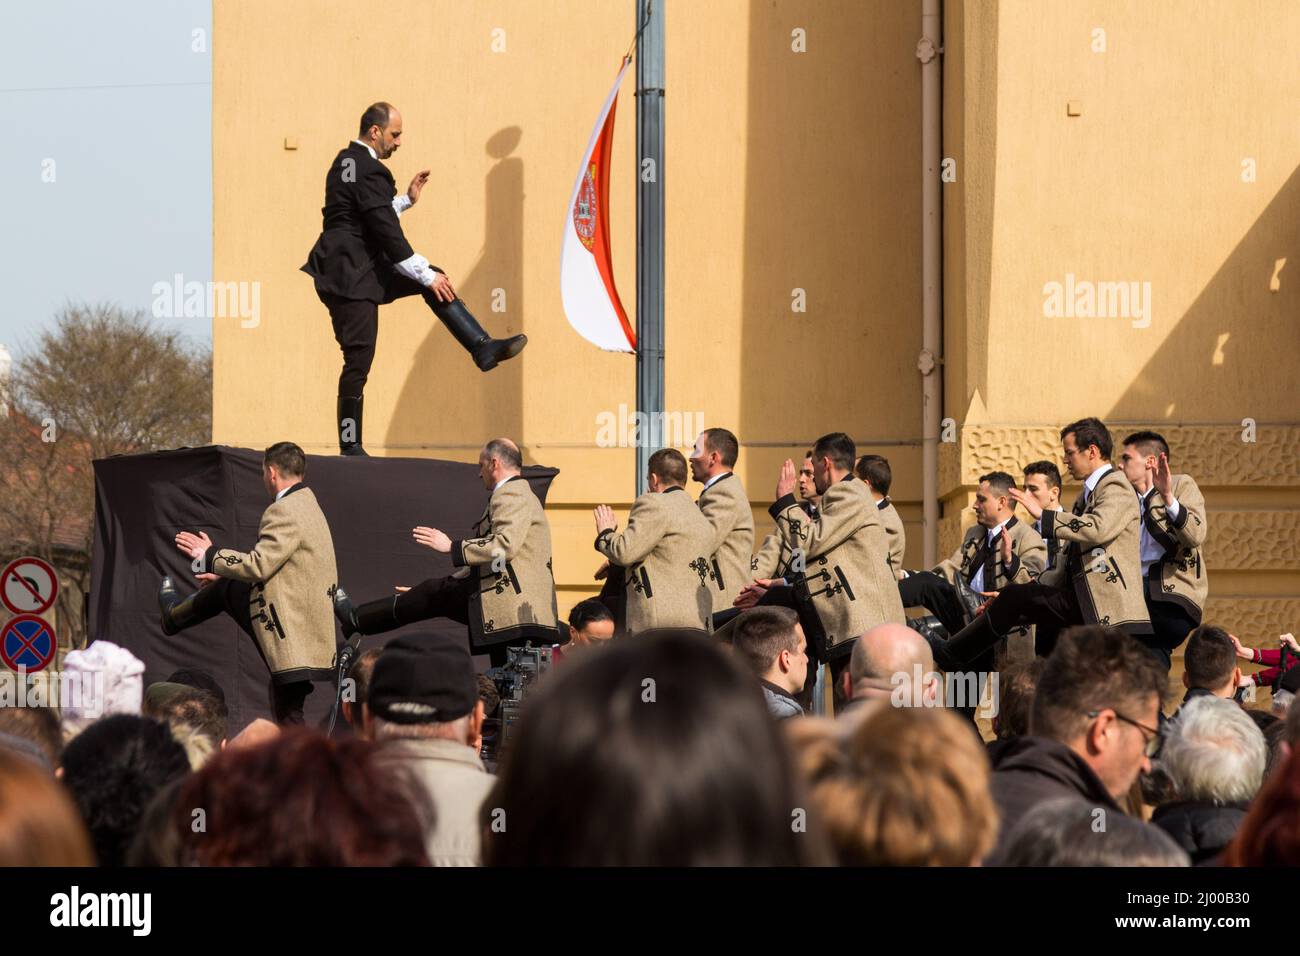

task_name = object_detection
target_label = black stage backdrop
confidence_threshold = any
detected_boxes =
[90,446,558,733]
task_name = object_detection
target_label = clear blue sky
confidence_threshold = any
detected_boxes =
[0,0,212,356]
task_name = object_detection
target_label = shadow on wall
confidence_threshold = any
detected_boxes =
[385,126,526,452]
[1108,162,1299,426]
[739,0,924,451]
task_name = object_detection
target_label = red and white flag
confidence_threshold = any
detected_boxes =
[561,59,636,353]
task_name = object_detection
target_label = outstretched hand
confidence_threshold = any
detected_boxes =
[594,505,618,534]
[775,459,797,500]
[406,169,430,204]
[413,526,452,553]
[175,531,212,560]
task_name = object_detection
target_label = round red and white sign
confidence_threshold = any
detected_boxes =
[1,556,59,616]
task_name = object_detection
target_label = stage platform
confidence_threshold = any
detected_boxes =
[90,446,557,732]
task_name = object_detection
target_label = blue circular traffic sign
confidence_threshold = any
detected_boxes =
[1,614,57,672]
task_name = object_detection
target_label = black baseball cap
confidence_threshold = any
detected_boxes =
[368,634,478,724]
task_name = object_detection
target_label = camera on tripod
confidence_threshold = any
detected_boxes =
[481,642,555,762]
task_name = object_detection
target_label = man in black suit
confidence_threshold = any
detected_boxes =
[303,102,527,456]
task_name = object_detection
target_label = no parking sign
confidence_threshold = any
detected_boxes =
[1,614,57,672]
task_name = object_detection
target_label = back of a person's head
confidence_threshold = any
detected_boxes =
[1183,625,1236,690]
[1001,797,1189,866]
[849,623,933,689]
[1031,627,1167,744]
[0,705,63,769]
[1162,696,1266,805]
[126,776,187,867]
[59,714,191,867]
[787,705,996,866]
[730,607,799,679]
[481,630,818,865]
[996,659,1046,740]
[0,748,94,866]
[347,647,383,731]
[647,447,688,487]
[170,721,219,771]
[1223,749,1300,866]
[173,728,430,866]
[147,686,228,747]
[166,668,226,705]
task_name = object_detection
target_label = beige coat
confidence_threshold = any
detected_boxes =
[452,475,558,648]
[933,516,1047,590]
[751,503,817,581]
[1141,474,1208,621]
[877,497,907,580]
[696,472,755,614]
[1040,466,1151,635]
[770,477,906,657]
[205,484,339,679]
[379,737,495,866]
[596,486,714,634]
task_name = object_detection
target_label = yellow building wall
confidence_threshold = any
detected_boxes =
[943,0,1300,664]
[213,0,1298,660]
[212,0,924,616]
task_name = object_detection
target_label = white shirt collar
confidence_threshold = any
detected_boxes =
[702,471,731,492]
[351,139,377,160]
[493,474,516,492]
[275,484,293,501]
[986,517,1011,541]
[1084,463,1112,496]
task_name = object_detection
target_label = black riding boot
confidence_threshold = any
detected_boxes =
[159,576,226,636]
[335,592,404,636]
[432,297,527,372]
[337,395,368,457]
[933,613,1001,673]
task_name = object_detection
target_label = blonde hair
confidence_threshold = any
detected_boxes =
[787,705,997,866]
[170,721,218,770]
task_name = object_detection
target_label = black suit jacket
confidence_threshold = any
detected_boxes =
[301,142,423,303]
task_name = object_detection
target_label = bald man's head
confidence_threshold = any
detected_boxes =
[358,102,403,159]
[846,623,939,706]
[479,438,522,489]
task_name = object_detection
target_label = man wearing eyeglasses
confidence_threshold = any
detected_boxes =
[986,626,1168,864]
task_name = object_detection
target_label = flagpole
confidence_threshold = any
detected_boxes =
[634,0,664,497]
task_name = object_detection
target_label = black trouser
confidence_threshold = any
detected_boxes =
[320,271,456,399]
[181,577,255,633]
[359,574,510,666]
[271,680,314,725]
[179,579,321,724]
[1143,587,1198,673]
[983,581,1083,658]
[898,571,967,636]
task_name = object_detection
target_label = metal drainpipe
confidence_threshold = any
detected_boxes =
[917,0,943,567]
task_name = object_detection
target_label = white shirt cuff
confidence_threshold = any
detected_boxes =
[392,194,412,216]
[1165,497,1180,520]
[394,252,435,286]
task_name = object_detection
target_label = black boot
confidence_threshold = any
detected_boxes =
[333,586,359,636]
[432,297,527,372]
[337,396,368,457]
[159,576,223,636]
[337,593,404,636]
[933,613,1001,673]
